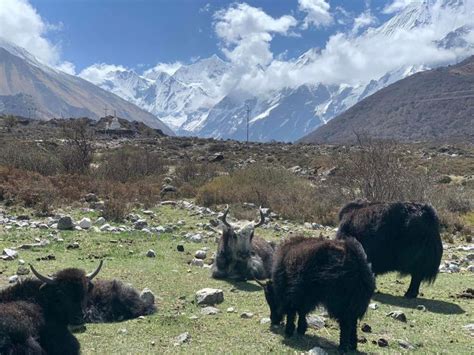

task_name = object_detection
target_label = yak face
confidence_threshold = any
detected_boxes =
[31,261,102,331]
[261,281,283,325]
[223,223,255,261]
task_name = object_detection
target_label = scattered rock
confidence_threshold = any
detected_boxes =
[191,258,204,267]
[398,339,415,350]
[463,323,474,334]
[369,302,379,310]
[240,312,254,319]
[361,323,372,333]
[260,317,271,325]
[195,250,207,259]
[358,336,367,344]
[118,328,127,334]
[78,218,92,230]
[2,248,18,260]
[174,332,190,346]
[306,315,325,329]
[146,249,156,258]
[57,216,74,230]
[195,288,224,306]
[387,310,407,322]
[84,193,98,203]
[95,217,106,226]
[66,242,80,250]
[308,346,328,355]
[140,288,155,306]
[201,306,220,315]
[226,307,235,313]
[134,219,148,230]
[377,338,389,347]
[416,305,427,311]
[16,265,30,275]
[8,275,18,283]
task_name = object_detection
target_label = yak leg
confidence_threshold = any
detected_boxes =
[338,318,353,352]
[405,274,422,298]
[296,311,308,335]
[285,309,297,337]
[348,318,358,351]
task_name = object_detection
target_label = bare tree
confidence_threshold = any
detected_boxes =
[4,115,18,133]
[60,118,94,174]
[335,133,429,202]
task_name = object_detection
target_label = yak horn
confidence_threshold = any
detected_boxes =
[86,260,103,280]
[253,207,266,228]
[254,278,267,288]
[30,264,55,284]
[221,205,231,229]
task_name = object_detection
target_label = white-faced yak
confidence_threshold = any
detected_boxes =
[336,200,443,298]
[0,262,102,354]
[257,236,375,352]
[211,206,274,280]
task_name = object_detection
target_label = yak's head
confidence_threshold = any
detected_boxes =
[255,279,283,325]
[30,261,103,331]
[220,206,265,261]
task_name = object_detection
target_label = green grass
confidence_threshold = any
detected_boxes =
[1,205,473,354]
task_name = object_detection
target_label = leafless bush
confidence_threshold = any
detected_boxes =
[0,139,62,175]
[334,134,430,202]
[59,118,94,174]
[196,165,340,224]
[98,145,167,182]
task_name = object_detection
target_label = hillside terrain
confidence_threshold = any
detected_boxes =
[301,56,474,144]
[0,39,173,135]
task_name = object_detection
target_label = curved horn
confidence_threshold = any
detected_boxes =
[253,207,266,228]
[29,264,54,284]
[254,278,267,288]
[220,205,231,229]
[86,260,103,280]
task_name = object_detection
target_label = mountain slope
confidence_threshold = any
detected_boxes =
[299,56,474,143]
[0,40,174,135]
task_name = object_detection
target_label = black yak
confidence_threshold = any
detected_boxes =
[85,279,156,323]
[0,262,102,354]
[336,200,443,298]
[211,206,274,280]
[257,236,375,352]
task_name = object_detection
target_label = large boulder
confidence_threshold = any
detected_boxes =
[195,288,224,306]
[57,216,74,230]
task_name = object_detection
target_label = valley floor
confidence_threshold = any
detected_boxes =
[1,204,473,354]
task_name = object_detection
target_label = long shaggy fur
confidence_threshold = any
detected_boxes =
[85,280,156,323]
[261,236,375,352]
[0,268,91,355]
[336,200,443,298]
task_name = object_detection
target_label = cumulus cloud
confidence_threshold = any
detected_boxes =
[78,63,127,85]
[352,10,378,34]
[383,0,419,14]
[0,0,73,72]
[298,0,333,29]
[143,62,182,77]
[216,0,474,96]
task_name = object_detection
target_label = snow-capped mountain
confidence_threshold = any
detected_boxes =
[0,38,174,135]
[81,0,474,142]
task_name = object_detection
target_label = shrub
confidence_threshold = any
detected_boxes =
[102,197,129,222]
[196,165,339,224]
[60,119,94,174]
[98,146,167,182]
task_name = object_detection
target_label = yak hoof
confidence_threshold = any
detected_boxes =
[404,291,418,299]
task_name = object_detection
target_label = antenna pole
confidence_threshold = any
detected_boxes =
[246,104,250,143]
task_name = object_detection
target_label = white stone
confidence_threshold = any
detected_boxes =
[78,218,92,229]
[195,250,207,259]
[195,288,224,306]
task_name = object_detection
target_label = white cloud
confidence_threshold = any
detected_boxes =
[215,0,474,96]
[143,62,182,77]
[0,0,75,73]
[298,0,333,29]
[56,61,76,75]
[78,63,127,85]
[383,0,419,14]
[352,10,378,34]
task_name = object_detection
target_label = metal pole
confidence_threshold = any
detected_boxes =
[246,104,250,143]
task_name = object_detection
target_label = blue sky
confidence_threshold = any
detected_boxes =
[24,0,393,72]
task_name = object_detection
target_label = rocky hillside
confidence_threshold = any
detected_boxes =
[0,39,174,135]
[300,56,474,144]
